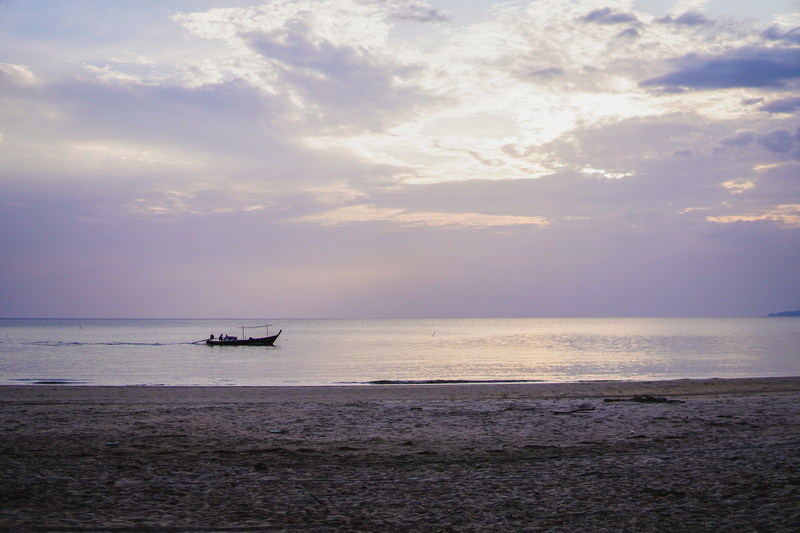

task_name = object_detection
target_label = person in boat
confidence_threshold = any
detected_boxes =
[209,334,215,340]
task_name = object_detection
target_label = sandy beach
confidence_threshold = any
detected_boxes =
[2,378,800,531]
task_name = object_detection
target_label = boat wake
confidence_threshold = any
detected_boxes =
[28,341,186,347]
[12,378,89,385]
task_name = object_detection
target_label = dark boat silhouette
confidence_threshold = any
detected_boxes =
[205,325,281,346]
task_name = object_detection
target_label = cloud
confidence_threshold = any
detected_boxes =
[759,128,797,153]
[171,1,442,134]
[243,23,431,132]
[762,25,800,44]
[641,47,800,90]
[526,67,565,79]
[0,62,40,86]
[761,96,800,113]
[290,204,549,229]
[707,204,800,228]
[715,128,800,156]
[656,11,711,27]
[383,0,450,22]
[617,27,640,39]
[719,131,756,148]
[579,7,639,25]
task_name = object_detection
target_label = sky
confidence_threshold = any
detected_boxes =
[1,0,799,319]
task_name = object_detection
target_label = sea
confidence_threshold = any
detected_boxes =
[0,318,798,387]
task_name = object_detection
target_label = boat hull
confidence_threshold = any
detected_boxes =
[206,330,281,346]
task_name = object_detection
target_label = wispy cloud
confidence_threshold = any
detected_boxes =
[708,204,800,228]
[291,204,549,228]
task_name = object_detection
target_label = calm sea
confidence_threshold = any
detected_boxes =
[0,318,798,386]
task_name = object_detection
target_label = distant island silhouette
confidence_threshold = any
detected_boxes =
[768,310,800,317]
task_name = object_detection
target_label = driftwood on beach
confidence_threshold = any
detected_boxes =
[604,394,685,403]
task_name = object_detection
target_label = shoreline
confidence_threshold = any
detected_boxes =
[2,376,800,404]
[2,376,800,531]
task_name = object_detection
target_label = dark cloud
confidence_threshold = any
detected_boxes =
[656,12,711,27]
[761,96,800,113]
[759,128,796,153]
[387,2,449,23]
[617,27,640,39]
[762,25,800,43]
[742,96,765,106]
[640,47,800,90]
[716,128,800,155]
[526,67,564,79]
[580,7,639,25]
[720,131,756,147]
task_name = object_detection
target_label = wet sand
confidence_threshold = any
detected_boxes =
[2,377,800,531]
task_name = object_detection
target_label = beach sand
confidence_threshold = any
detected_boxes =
[2,378,799,531]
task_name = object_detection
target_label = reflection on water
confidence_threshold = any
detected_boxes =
[0,317,797,386]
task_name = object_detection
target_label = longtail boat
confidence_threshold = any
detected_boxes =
[205,324,281,346]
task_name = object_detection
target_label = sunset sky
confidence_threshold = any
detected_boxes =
[1,0,799,318]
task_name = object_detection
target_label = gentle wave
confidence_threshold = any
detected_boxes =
[366,379,544,385]
[12,378,90,385]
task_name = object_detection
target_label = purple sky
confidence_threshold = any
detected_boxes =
[1,0,799,318]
